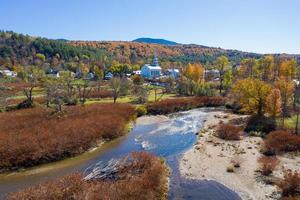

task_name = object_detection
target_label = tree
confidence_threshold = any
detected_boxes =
[74,79,92,105]
[223,69,233,92]
[36,53,46,62]
[279,59,297,80]
[275,77,295,125]
[180,63,205,96]
[241,58,257,78]
[183,63,204,83]
[109,77,131,103]
[215,56,230,94]
[0,84,10,110]
[59,71,77,105]
[232,78,271,116]
[20,66,45,108]
[110,63,130,76]
[44,77,65,112]
[258,56,274,82]
[266,88,282,118]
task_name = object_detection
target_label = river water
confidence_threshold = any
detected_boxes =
[0,108,241,200]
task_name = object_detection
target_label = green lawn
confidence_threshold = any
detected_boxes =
[86,90,176,105]
[279,115,299,129]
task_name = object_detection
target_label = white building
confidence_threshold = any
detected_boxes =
[166,69,180,79]
[0,70,17,77]
[141,55,162,79]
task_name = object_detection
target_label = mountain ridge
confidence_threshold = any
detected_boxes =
[133,38,178,45]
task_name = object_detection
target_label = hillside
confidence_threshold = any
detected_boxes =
[0,31,299,70]
[133,38,178,45]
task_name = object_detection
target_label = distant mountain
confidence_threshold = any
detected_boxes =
[133,38,178,45]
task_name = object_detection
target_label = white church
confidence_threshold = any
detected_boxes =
[141,54,162,79]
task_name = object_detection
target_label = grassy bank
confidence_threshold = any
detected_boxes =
[147,96,226,115]
[7,152,169,200]
[0,103,135,172]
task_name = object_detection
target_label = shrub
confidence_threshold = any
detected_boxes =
[277,171,300,198]
[264,131,300,154]
[257,156,280,176]
[147,96,225,115]
[216,124,242,140]
[87,89,113,99]
[245,115,276,134]
[0,103,135,171]
[226,165,235,173]
[135,105,147,117]
[8,152,168,200]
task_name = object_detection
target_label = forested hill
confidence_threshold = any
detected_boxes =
[0,31,299,70]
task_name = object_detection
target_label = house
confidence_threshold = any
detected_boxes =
[141,55,162,79]
[0,69,17,77]
[132,70,141,75]
[86,71,95,80]
[205,69,220,81]
[104,72,113,80]
[165,69,180,79]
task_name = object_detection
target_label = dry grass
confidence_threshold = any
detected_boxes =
[7,152,168,200]
[0,103,135,171]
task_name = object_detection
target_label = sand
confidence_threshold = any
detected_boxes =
[179,111,300,200]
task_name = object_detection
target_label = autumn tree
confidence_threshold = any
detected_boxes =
[258,56,274,82]
[59,71,77,105]
[74,79,92,105]
[279,59,297,80]
[215,56,230,94]
[20,66,45,108]
[44,77,66,112]
[109,77,131,103]
[275,77,295,124]
[240,58,257,78]
[266,88,282,118]
[180,63,205,96]
[232,78,271,116]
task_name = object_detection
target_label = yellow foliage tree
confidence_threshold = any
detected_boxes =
[279,59,297,80]
[275,77,295,117]
[259,55,274,82]
[183,63,204,83]
[266,88,282,118]
[215,56,230,94]
[232,78,271,116]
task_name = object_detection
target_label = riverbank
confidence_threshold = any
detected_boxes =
[0,103,135,173]
[180,110,300,200]
[7,152,169,200]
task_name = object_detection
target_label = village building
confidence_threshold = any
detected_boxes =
[205,69,220,81]
[165,69,180,79]
[0,69,17,78]
[141,55,162,79]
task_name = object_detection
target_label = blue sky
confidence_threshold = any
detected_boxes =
[1,0,300,54]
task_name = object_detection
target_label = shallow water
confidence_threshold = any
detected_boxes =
[0,108,241,200]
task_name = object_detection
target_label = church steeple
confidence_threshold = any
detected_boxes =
[152,52,159,66]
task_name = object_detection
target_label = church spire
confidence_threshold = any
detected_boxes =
[152,51,159,66]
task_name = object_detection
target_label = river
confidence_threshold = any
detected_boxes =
[0,108,241,200]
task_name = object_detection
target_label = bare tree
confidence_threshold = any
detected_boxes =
[75,80,92,105]
[109,77,131,103]
[20,66,45,108]
[44,78,66,112]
